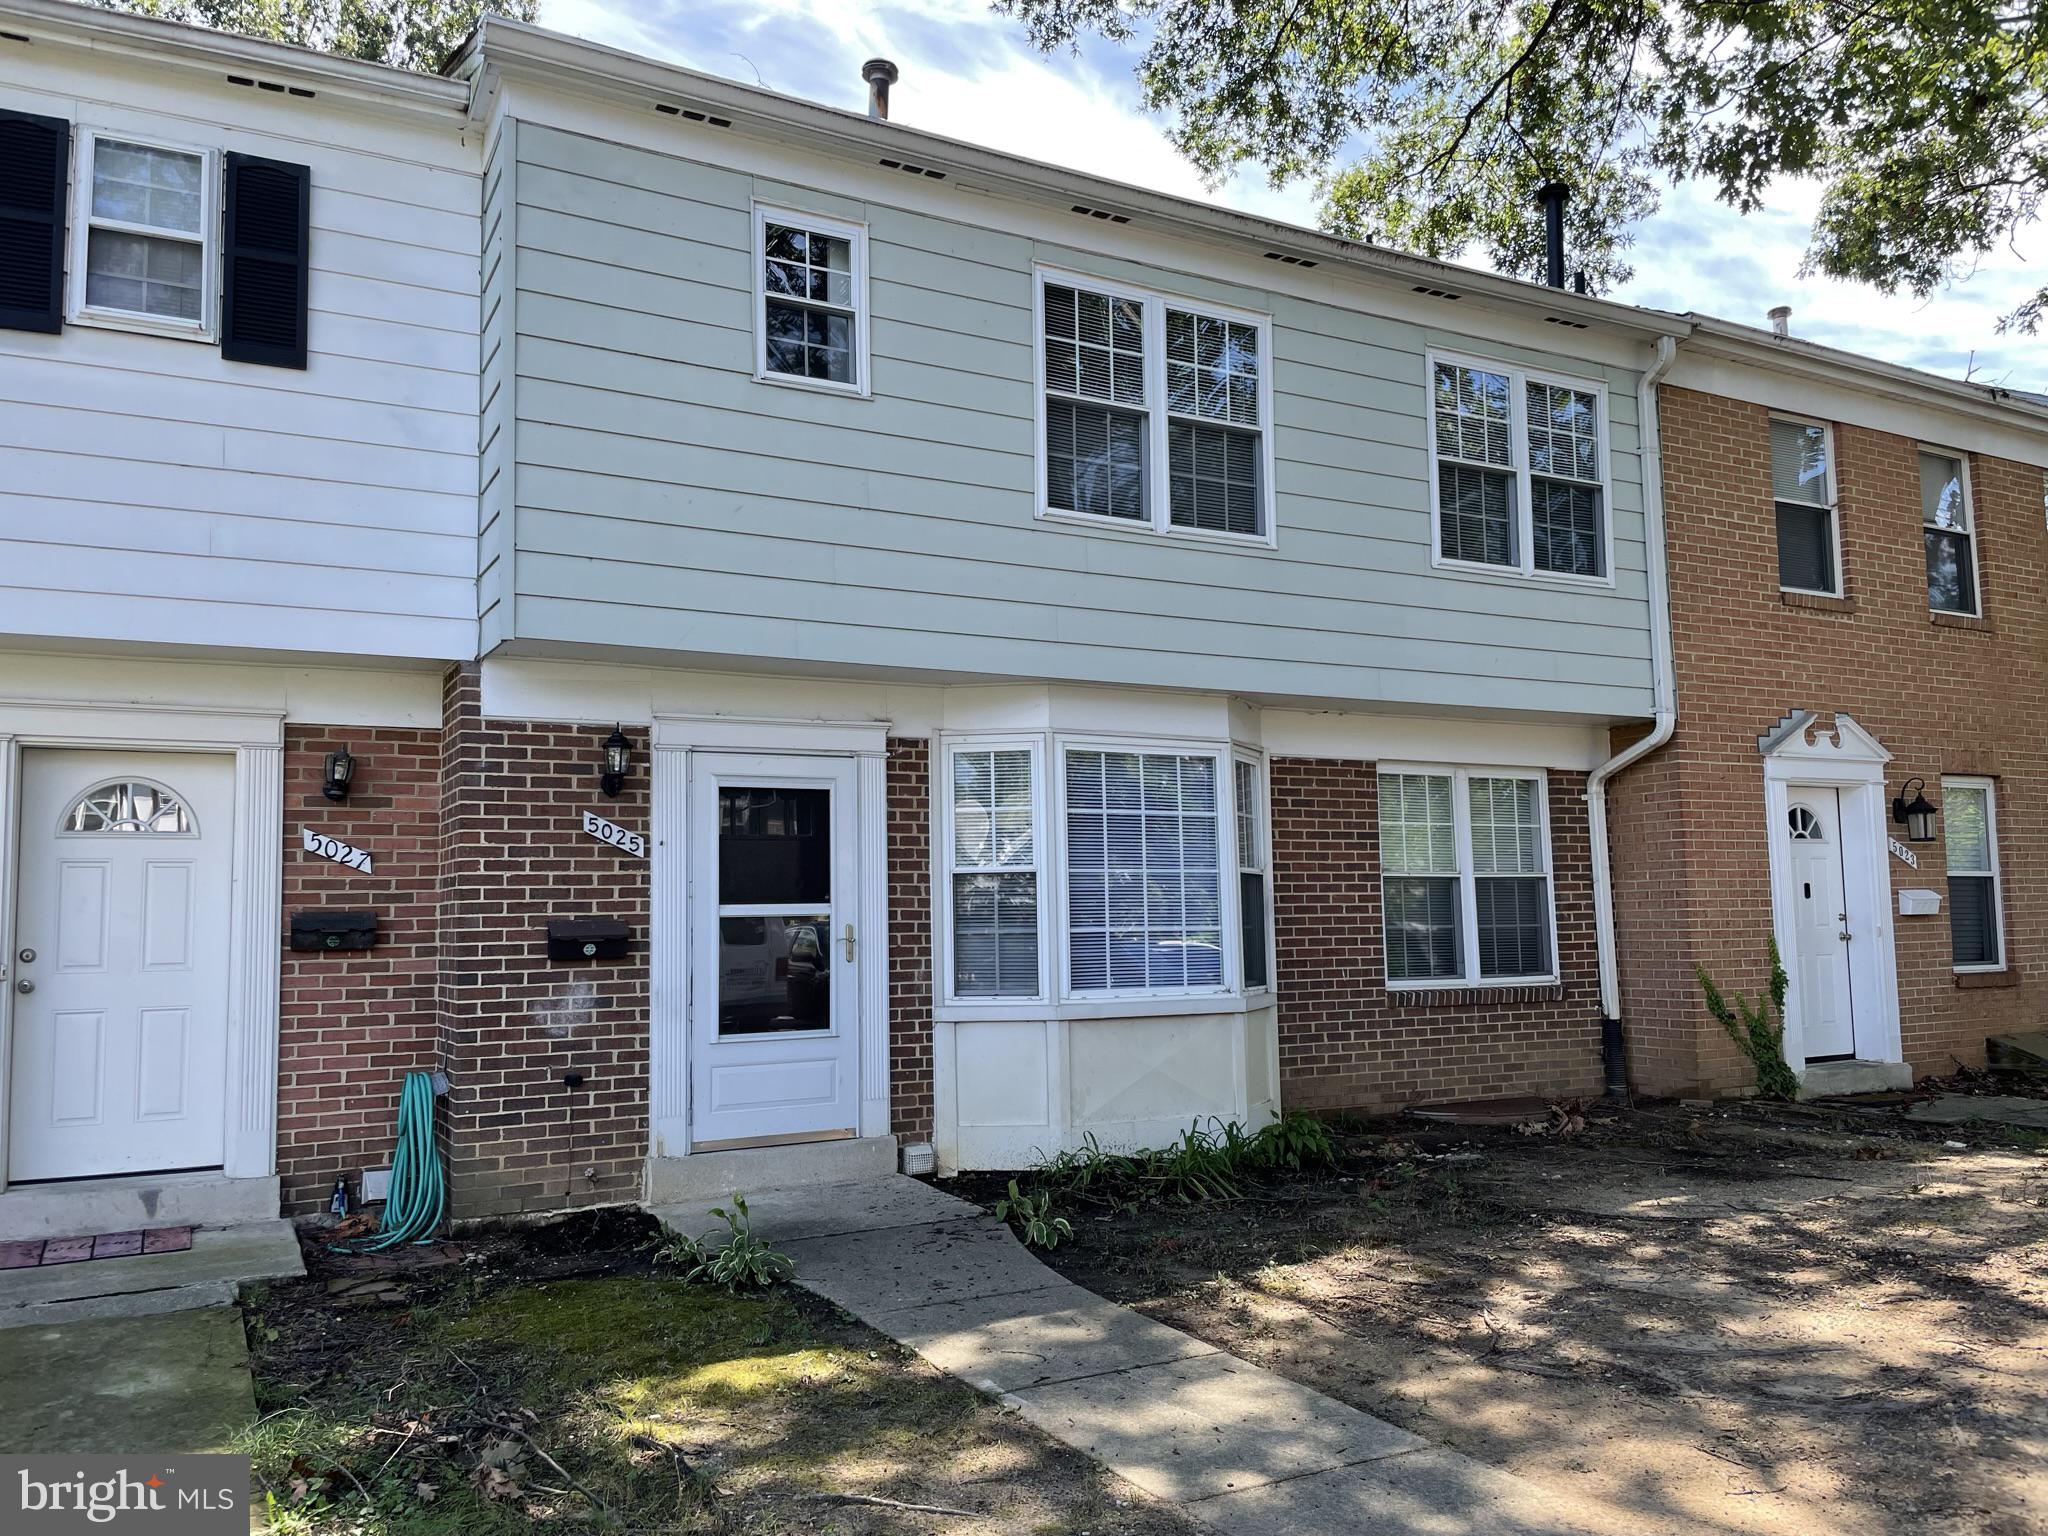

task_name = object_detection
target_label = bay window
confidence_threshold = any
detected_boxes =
[1038,268,1273,541]
[946,744,1042,999]
[1378,767,1555,986]
[1235,756,1270,990]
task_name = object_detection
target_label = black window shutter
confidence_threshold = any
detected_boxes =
[221,152,309,368]
[0,110,70,334]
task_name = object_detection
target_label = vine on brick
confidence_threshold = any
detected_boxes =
[1696,938,1798,1101]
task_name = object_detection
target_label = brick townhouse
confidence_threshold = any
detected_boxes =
[1610,323,2048,1097]
[4,1,2046,1242]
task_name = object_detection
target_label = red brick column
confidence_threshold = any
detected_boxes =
[887,738,934,1142]
[277,726,441,1215]
[435,666,651,1219]
[1271,759,1603,1112]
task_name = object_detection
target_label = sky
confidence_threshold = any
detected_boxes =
[541,0,2046,392]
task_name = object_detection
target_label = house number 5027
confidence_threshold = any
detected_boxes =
[302,827,374,873]
[583,810,646,858]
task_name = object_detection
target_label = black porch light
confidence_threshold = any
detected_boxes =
[1892,777,1939,843]
[322,747,356,803]
[600,726,632,798]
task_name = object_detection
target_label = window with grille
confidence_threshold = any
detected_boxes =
[1039,270,1271,539]
[1429,355,1608,579]
[1377,767,1555,986]
[1943,778,2002,969]
[1922,450,1978,615]
[756,205,866,393]
[1772,418,1837,593]
[1234,756,1269,989]
[1063,747,1224,995]
[947,745,1042,999]
[72,131,216,336]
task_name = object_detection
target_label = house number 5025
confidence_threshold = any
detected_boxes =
[583,810,646,858]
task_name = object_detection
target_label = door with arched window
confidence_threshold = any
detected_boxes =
[9,750,235,1180]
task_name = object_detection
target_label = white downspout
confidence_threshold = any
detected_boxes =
[1586,334,1681,1090]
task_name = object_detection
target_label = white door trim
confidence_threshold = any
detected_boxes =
[1759,711,1903,1071]
[0,700,284,1192]
[647,714,891,1161]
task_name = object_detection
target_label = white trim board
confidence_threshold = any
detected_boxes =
[0,653,444,728]
[0,698,285,1193]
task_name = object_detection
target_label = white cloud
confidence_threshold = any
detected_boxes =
[536,0,2044,389]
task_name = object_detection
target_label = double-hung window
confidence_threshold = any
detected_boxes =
[754,204,867,394]
[946,744,1043,999]
[1921,449,1979,615]
[1429,355,1609,580]
[1772,417,1839,594]
[70,131,216,337]
[1378,768,1555,986]
[1038,269,1273,541]
[1943,777,2003,970]
[1234,755,1270,990]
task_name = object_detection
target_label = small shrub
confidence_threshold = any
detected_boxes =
[654,1194,793,1290]
[1697,939,1799,1100]
[1248,1111,1338,1172]
[994,1179,1073,1249]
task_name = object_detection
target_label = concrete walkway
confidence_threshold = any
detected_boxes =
[659,1178,1592,1536]
[0,1307,255,1453]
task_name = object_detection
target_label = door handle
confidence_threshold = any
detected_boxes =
[15,980,32,994]
[842,923,856,962]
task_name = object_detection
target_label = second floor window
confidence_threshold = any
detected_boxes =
[1038,270,1272,541]
[72,131,216,337]
[1772,417,1838,594]
[1922,450,1978,615]
[1429,356,1609,580]
[754,205,867,394]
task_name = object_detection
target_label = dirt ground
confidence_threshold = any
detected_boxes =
[240,1207,1201,1536]
[956,1079,2048,1536]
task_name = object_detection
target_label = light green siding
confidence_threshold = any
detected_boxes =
[503,121,1656,718]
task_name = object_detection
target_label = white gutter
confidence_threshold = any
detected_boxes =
[1586,334,1681,1052]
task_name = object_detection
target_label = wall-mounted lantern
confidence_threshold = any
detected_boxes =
[1892,777,1939,843]
[322,747,356,803]
[600,727,631,798]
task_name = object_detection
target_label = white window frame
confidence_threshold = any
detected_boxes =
[1425,349,1615,588]
[1378,764,1559,990]
[1770,413,1843,597]
[1032,265,1278,549]
[1919,444,1982,618]
[67,127,220,342]
[937,735,1050,1007]
[1942,775,2005,974]
[751,201,871,398]
[1233,749,1274,996]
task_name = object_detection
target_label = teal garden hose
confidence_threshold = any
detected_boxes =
[330,1069,446,1253]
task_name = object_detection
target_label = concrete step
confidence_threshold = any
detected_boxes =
[1798,1059,1914,1099]
[0,1173,279,1242]
[644,1134,899,1208]
[0,1221,303,1329]
[1988,1031,2048,1075]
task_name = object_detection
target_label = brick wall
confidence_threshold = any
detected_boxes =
[1270,759,1603,1112]
[887,738,934,1143]
[1610,387,2048,1094]
[277,726,441,1216]
[435,666,650,1218]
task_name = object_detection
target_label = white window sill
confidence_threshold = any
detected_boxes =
[1430,556,1615,591]
[936,992,1251,1024]
[68,308,215,344]
[1384,974,1561,994]
[1034,505,1277,550]
[1952,963,2007,976]
[753,368,870,400]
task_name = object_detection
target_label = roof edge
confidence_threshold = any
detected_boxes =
[0,0,470,118]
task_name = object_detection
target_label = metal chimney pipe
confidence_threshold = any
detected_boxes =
[1768,305,1792,337]
[862,58,899,120]
[1536,182,1569,289]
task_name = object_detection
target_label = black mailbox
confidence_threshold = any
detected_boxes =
[547,919,631,962]
[290,910,378,952]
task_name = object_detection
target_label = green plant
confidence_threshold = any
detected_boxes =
[1248,1111,1338,1172]
[653,1195,793,1290]
[1697,939,1799,1100]
[993,1179,1073,1249]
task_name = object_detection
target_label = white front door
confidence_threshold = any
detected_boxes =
[688,753,860,1150]
[1785,787,1857,1059]
[9,750,235,1180]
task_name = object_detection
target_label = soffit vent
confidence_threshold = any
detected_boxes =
[1411,283,1462,300]
[1263,251,1318,268]
[228,74,315,98]
[654,102,733,127]
[1544,315,1589,330]
[879,157,946,180]
[1070,203,1131,224]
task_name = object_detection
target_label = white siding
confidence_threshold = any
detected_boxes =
[0,48,480,662]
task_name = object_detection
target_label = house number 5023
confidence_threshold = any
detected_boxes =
[583,810,646,858]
